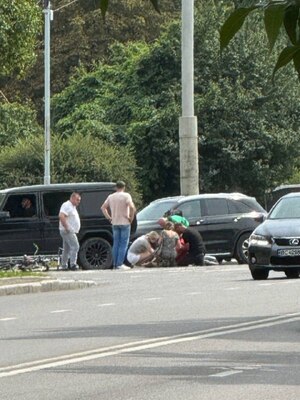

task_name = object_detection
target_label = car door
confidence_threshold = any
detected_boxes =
[0,193,44,257]
[175,199,212,242]
[41,191,72,254]
[200,198,239,254]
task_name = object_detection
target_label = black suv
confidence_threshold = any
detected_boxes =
[0,183,117,269]
[136,193,266,264]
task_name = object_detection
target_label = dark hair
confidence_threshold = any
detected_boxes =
[164,208,182,218]
[116,181,126,189]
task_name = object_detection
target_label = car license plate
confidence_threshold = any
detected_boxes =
[278,248,300,257]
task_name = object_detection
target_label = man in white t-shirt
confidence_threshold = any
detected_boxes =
[101,181,135,270]
[59,192,81,270]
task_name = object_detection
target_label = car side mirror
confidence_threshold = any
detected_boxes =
[0,211,10,220]
[254,214,266,223]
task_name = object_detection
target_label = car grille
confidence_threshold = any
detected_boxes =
[270,256,300,265]
[274,237,300,246]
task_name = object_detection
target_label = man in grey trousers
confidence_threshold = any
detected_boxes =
[59,192,81,270]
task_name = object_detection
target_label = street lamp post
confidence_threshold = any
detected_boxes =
[179,0,199,195]
[43,0,53,185]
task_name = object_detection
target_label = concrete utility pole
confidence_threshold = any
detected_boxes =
[43,0,53,185]
[179,0,199,195]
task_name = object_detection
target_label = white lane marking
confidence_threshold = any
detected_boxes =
[210,370,243,377]
[224,287,241,290]
[204,268,245,273]
[185,292,202,296]
[97,303,115,307]
[259,283,273,286]
[145,297,161,301]
[1,312,299,378]
[0,317,17,321]
[50,310,71,314]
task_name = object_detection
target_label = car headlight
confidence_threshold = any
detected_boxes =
[249,234,272,247]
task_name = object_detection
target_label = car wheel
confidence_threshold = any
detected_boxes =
[285,270,300,279]
[79,237,112,270]
[250,269,269,280]
[235,233,250,264]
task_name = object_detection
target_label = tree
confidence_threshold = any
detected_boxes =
[0,0,42,77]
[0,102,41,147]
[52,1,300,204]
[0,0,179,121]
[0,133,141,204]
[220,0,300,80]
[99,0,160,16]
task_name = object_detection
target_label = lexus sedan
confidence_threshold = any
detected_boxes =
[248,192,300,280]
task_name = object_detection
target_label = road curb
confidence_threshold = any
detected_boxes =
[0,279,97,296]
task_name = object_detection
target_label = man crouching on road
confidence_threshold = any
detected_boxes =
[59,192,81,270]
[174,223,205,266]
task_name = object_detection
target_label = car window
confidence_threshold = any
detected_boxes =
[228,199,253,214]
[80,191,112,217]
[43,192,71,217]
[203,199,229,216]
[137,200,178,221]
[176,200,201,218]
[269,197,300,219]
[3,194,37,218]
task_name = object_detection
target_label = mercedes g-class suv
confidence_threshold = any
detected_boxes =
[0,183,117,269]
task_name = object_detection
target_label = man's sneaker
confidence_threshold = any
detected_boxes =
[58,265,68,271]
[116,265,131,271]
[69,264,79,271]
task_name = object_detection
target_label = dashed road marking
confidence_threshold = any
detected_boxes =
[50,309,71,314]
[97,303,115,307]
[0,317,17,321]
[145,297,161,301]
[210,370,243,377]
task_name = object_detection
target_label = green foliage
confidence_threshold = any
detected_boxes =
[0,0,179,118]
[99,0,161,17]
[0,0,42,77]
[52,0,300,204]
[220,0,300,80]
[0,133,141,203]
[0,102,41,147]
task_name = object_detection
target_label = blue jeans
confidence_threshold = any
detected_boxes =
[112,225,131,267]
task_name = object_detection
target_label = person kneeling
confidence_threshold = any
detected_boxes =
[127,231,161,267]
[174,223,206,266]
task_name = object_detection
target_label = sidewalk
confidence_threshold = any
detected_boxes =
[0,273,97,296]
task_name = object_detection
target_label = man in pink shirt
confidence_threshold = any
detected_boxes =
[101,181,136,270]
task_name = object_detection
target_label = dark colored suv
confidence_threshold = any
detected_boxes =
[0,183,117,269]
[136,193,266,264]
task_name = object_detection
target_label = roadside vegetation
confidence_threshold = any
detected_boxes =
[0,0,299,206]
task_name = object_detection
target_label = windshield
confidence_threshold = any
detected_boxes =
[137,200,178,221]
[269,197,300,219]
[0,194,5,209]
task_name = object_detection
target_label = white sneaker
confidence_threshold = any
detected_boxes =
[116,265,131,271]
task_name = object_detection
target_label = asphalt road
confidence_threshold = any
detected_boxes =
[0,263,299,400]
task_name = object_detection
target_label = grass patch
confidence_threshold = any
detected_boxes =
[0,270,44,279]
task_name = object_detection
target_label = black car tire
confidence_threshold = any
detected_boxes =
[285,270,300,279]
[250,269,269,280]
[235,233,250,264]
[79,237,112,270]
